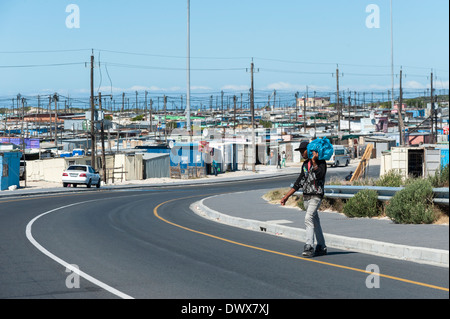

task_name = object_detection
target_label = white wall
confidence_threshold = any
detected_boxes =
[26,154,144,183]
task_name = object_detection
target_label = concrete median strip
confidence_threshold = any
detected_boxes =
[191,196,449,268]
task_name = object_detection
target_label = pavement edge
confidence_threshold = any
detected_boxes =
[191,197,449,268]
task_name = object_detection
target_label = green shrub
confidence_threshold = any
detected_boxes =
[442,164,450,187]
[385,179,436,224]
[343,189,380,218]
[376,170,404,187]
[427,164,449,188]
[131,114,145,121]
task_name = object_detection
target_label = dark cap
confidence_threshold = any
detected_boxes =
[295,141,309,152]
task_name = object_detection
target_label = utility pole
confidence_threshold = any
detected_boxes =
[348,93,351,134]
[398,67,405,146]
[186,0,191,136]
[233,95,237,134]
[21,97,26,188]
[149,99,153,134]
[121,93,125,113]
[180,95,183,114]
[164,95,167,144]
[294,92,299,130]
[250,60,256,173]
[221,90,224,120]
[434,81,438,143]
[48,96,52,140]
[273,89,276,112]
[363,92,366,111]
[90,51,96,170]
[335,65,341,134]
[144,90,148,116]
[53,93,58,149]
[37,95,41,144]
[240,93,243,111]
[4,102,9,137]
[17,94,21,120]
[303,91,307,134]
[430,70,435,144]
[390,0,395,110]
[98,92,106,183]
[135,91,139,114]
[313,91,317,133]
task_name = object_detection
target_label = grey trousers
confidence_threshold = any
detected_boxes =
[303,196,326,247]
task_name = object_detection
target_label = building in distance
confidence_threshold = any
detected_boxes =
[297,97,331,108]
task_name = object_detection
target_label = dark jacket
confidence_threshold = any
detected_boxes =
[292,159,327,197]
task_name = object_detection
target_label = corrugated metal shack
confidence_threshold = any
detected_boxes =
[142,153,170,179]
[0,151,22,191]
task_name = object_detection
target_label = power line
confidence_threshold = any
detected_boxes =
[102,62,245,71]
[0,49,91,54]
[0,60,438,79]
[0,47,447,73]
[0,62,85,68]
[96,49,249,61]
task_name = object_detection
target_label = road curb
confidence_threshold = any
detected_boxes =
[191,197,449,268]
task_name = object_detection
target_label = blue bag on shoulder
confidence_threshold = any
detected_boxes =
[307,138,334,161]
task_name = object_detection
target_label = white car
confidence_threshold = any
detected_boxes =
[62,165,101,188]
[326,145,351,167]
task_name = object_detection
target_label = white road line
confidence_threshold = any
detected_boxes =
[25,200,134,299]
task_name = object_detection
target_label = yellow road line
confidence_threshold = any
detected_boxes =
[154,196,449,293]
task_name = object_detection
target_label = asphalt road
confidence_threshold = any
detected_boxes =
[1,168,448,305]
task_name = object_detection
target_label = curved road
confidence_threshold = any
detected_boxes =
[1,174,448,304]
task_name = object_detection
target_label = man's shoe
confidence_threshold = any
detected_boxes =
[302,245,314,258]
[314,245,327,256]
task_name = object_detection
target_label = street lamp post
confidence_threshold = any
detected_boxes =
[390,0,395,110]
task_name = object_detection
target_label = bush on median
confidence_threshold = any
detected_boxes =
[385,178,436,224]
[343,189,381,218]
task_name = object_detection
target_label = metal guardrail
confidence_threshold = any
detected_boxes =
[295,186,449,206]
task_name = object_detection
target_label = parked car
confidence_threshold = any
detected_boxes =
[62,165,101,188]
[326,145,351,167]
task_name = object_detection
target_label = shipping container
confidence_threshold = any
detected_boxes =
[423,144,449,169]
[388,146,443,179]
[424,148,441,177]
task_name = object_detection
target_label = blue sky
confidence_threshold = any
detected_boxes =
[0,0,448,106]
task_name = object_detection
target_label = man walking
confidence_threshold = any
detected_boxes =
[280,141,327,258]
